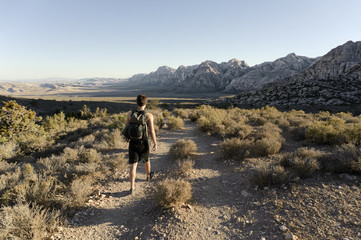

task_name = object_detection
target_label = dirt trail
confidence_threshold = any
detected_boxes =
[56,120,283,240]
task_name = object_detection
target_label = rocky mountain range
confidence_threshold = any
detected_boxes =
[216,41,361,107]
[128,54,318,93]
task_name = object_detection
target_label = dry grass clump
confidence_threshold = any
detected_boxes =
[220,138,251,160]
[322,144,361,174]
[167,116,184,130]
[155,178,192,208]
[282,147,324,178]
[0,203,61,240]
[173,108,191,119]
[176,159,195,176]
[78,147,101,163]
[253,162,289,186]
[0,141,18,160]
[169,139,197,159]
[66,176,93,207]
[107,153,127,171]
[162,109,171,118]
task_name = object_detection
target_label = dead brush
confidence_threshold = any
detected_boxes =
[176,159,195,176]
[154,178,192,208]
[167,116,184,130]
[0,203,61,240]
[282,147,324,178]
[322,143,361,174]
[169,139,197,159]
[253,162,289,186]
[66,176,93,207]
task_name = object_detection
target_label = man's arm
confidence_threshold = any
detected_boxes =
[147,113,157,151]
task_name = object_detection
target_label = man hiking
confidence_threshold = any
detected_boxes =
[124,94,157,195]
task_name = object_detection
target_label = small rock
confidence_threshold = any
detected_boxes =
[241,190,250,197]
[340,174,357,181]
[279,225,288,232]
[260,237,266,240]
[285,232,298,240]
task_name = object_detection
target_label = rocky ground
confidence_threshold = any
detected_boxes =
[53,120,361,240]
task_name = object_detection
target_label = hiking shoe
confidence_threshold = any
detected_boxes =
[129,188,133,195]
[146,171,154,182]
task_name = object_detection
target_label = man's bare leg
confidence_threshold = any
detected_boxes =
[130,162,138,191]
[145,161,151,179]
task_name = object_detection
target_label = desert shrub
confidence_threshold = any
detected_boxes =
[251,123,285,156]
[108,153,127,171]
[306,120,347,145]
[155,178,192,208]
[100,128,123,149]
[80,104,93,119]
[162,109,171,118]
[0,160,17,174]
[169,139,197,159]
[62,147,79,162]
[38,155,68,174]
[174,108,190,119]
[0,203,61,240]
[78,147,101,163]
[176,159,195,176]
[345,123,361,145]
[76,134,96,148]
[108,113,127,130]
[154,114,165,132]
[94,107,108,118]
[322,144,361,174]
[0,141,18,160]
[147,99,159,110]
[72,162,100,177]
[282,148,324,178]
[220,138,251,160]
[253,162,289,186]
[168,116,184,130]
[66,176,93,207]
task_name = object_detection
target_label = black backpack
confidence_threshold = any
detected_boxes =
[123,110,147,140]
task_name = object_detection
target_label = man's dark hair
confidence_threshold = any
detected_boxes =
[137,94,147,107]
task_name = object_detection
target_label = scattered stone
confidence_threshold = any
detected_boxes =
[339,174,357,181]
[285,232,298,240]
[279,225,288,232]
[241,190,251,197]
[260,237,266,240]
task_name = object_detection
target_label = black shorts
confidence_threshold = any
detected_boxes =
[129,139,149,164]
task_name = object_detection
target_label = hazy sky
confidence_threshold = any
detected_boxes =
[1,0,361,80]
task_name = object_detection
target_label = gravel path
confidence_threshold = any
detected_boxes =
[55,120,361,240]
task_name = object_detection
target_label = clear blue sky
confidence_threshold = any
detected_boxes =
[1,0,361,80]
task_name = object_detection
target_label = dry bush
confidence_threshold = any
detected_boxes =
[72,162,100,177]
[78,147,101,163]
[322,144,361,174]
[167,116,184,130]
[97,128,123,149]
[0,203,61,240]
[176,159,195,176]
[162,109,171,118]
[0,141,18,160]
[253,162,289,186]
[76,134,96,148]
[251,123,285,156]
[38,155,68,174]
[155,178,192,208]
[66,176,93,207]
[0,160,17,174]
[220,138,251,160]
[282,148,324,178]
[108,153,127,171]
[346,123,361,145]
[173,108,190,119]
[62,147,79,162]
[169,139,197,159]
